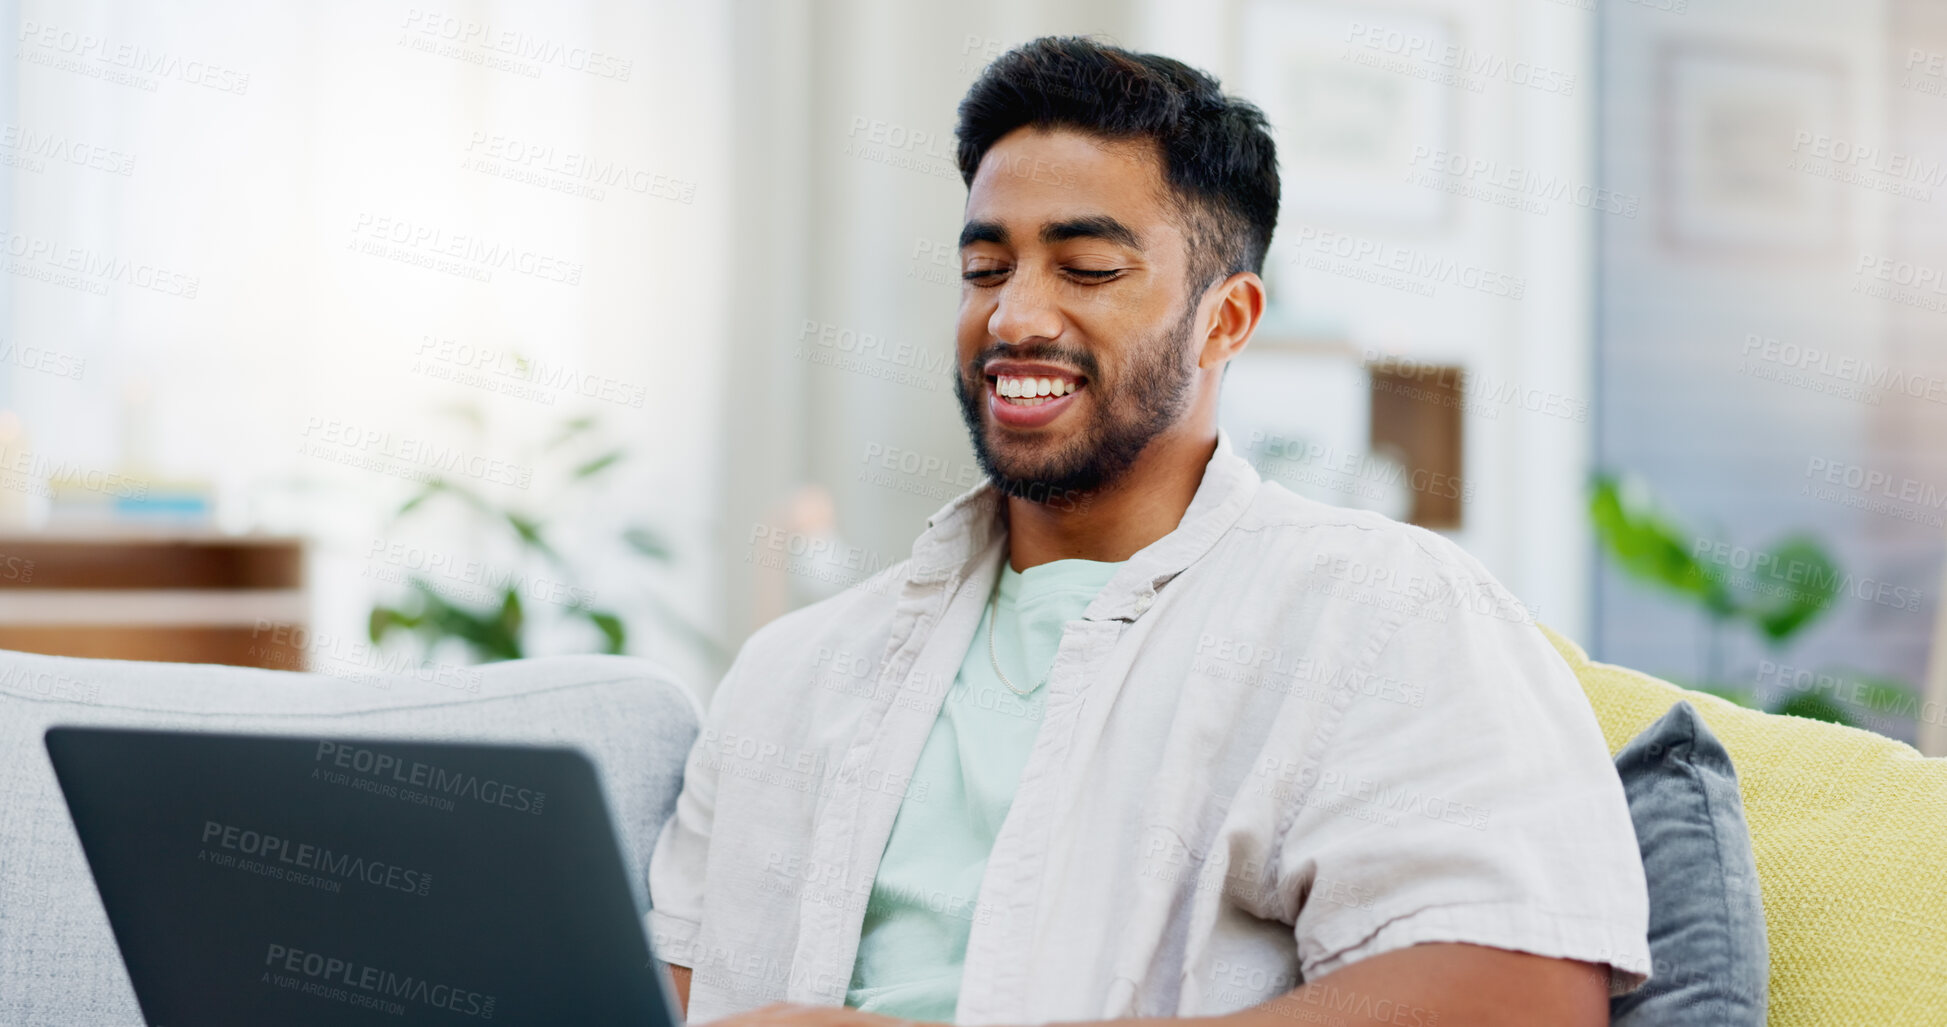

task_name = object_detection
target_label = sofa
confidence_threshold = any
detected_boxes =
[6,635,1947,1026]
[0,646,701,1025]
[1541,626,1947,1027]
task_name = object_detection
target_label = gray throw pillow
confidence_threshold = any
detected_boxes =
[1610,700,1768,1026]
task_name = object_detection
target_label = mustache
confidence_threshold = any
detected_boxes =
[966,341,1103,381]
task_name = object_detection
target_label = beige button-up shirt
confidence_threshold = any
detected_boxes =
[649,429,1651,1024]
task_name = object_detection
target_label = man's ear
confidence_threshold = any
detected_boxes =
[1197,270,1266,371]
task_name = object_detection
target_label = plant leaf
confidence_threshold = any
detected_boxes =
[397,479,448,517]
[1588,474,1729,613]
[399,477,498,522]
[585,610,626,654]
[505,513,561,563]
[400,578,522,661]
[545,415,600,451]
[494,587,525,657]
[572,449,626,481]
[368,605,421,642]
[1735,535,1841,643]
[624,527,672,561]
[1810,668,1917,723]
[1771,691,1852,726]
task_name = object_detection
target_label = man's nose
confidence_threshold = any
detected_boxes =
[987,272,1064,346]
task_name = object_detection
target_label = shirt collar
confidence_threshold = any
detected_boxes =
[906,427,1261,621]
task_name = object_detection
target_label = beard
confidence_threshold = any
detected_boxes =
[953,298,1201,504]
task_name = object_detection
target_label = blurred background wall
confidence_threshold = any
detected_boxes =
[4,0,1943,751]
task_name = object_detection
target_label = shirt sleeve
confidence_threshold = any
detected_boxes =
[647,646,747,970]
[1275,584,1652,996]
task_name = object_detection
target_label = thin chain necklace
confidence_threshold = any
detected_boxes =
[985,593,1045,697]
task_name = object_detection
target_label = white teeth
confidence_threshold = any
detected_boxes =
[993,374,1079,402]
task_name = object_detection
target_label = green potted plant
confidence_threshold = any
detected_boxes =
[1589,473,1910,727]
[368,408,723,668]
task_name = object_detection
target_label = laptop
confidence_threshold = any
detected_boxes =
[44,726,684,1027]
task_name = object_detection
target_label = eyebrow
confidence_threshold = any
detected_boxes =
[958,215,1145,252]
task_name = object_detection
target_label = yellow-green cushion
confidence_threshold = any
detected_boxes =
[1540,625,1947,1026]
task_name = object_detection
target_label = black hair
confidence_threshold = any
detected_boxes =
[955,35,1280,296]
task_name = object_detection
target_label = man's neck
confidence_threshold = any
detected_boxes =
[1003,429,1217,572]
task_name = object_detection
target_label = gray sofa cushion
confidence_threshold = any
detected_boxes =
[0,647,700,1026]
[1610,700,1768,1026]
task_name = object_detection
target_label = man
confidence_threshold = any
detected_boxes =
[651,36,1650,1027]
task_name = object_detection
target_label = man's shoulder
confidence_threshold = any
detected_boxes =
[1234,479,1498,584]
[1215,479,1538,631]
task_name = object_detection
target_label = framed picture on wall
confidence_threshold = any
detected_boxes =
[1236,0,1455,236]
[1658,40,1847,255]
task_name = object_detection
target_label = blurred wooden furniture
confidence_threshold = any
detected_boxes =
[1229,333,1469,531]
[0,531,307,668]
[1368,361,1466,529]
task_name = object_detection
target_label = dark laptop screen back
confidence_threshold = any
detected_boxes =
[46,727,679,1027]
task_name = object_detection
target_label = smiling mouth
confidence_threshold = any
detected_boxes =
[988,373,1086,406]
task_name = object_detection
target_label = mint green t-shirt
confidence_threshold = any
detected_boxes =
[845,557,1125,1018]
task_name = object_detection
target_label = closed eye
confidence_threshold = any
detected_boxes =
[960,267,1126,285]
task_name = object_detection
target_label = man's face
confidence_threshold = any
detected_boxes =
[954,127,1205,500]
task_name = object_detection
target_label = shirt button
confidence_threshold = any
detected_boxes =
[1133,594,1153,614]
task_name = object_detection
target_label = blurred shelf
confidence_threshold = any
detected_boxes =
[0,532,308,668]
[0,589,306,625]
